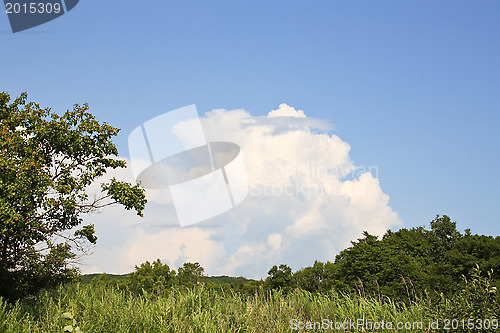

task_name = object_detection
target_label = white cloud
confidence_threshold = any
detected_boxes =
[80,105,401,279]
[268,103,306,118]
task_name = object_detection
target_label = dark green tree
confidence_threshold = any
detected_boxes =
[0,92,146,300]
[177,262,204,287]
[330,215,500,300]
[294,260,334,293]
[333,231,389,293]
[127,259,176,294]
[266,264,293,293]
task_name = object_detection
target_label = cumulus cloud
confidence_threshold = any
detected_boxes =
[268,103,306,118]
[80,104,401,278]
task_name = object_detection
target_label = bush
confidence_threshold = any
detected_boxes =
[443,265,499,320]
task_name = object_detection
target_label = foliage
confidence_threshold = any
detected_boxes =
[177,262,204,287]
[0,282,439,333]
[294,260,335,294]
[3,279,497,333]
[0,92,146,300]
[328,215,500,299]
[127,259,176,294]
[1,213,498,331]
[86,269,262,297]
[61,311,83,333]
[202,275,261,296]
[83,215,500,307]
[442,265,499,320]
[266,264,293,293]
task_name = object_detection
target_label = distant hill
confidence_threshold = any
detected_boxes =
[80,273,257,285]
[79,273,129,284]
[204,275,257,285]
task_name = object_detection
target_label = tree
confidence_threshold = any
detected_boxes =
[430,214,461,243]
[329,215,500,300]
[0,92,146,300]
[266,264,293,293]
[177,262,204,286]
[127,259,176,294]
[294,260,332,293]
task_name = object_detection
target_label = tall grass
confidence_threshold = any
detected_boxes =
[0,283,444,332]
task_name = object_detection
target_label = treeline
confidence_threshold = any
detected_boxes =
[87,261,263,297]
[89,215,500,303]
[271,215,500,300]
[88,261,209,293]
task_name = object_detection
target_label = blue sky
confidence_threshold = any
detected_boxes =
[1,1,499,275]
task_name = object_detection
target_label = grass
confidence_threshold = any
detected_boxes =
[0,282,453,332]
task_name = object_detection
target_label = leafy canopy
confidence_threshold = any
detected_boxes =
[0,92,146,300]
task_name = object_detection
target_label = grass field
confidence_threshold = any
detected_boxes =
[2,281,493,333]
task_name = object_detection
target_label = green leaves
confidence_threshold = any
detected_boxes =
[74,225,97,244]
[325,215,500,301]
[266,264,293,293]
[101,178,146,217]
[127,259,177,294]
[62,311,83,333]
[178,262,204,287]
[0,92,147,300]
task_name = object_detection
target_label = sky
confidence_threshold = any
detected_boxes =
[1,0,499,278]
